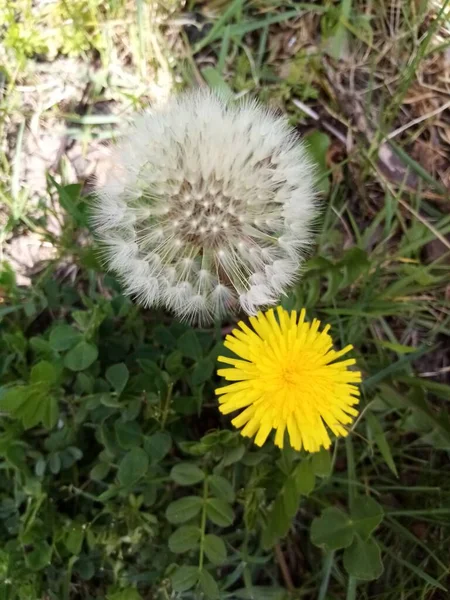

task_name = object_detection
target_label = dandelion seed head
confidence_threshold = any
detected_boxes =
[93,90,317,323]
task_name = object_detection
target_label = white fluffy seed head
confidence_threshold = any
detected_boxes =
[93,89,318,323]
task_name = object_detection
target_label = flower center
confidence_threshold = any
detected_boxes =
[166,179,245,248]
[276,351,320,391]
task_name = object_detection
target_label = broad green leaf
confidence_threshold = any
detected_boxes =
[170,463,205,486]
[25,541,52,571]
[144,431,172,463]
[166,496,203,524]
[117,447,149,488]
[201,66,233,98]
[64,341,98,371]
[0,386,29,413]
[5,443,27,471]
[262,494,291,549]
[293,460,315,496]
[340,247,370,285]
[115,420,142,449]
[171,565,199,592]
[366,411,398,477]
[177,331,203,360]
[106,363,129,395]
[199,569,220,599]
[165,350,184,375]
[90,461,110,481]
[30,361,58,387]
[203,534,227,565]
[191,358,215,386]
[65,523,85,555]
[35,456,46,477]
[304,131,331,194]
[208,475,235,503]
[311,447,332,478]
[323,0,351,59]
[49,325,82,351]
[0,386,58,430]
[206,498,235,527]
[42,394,59,429]
[49,452,61,474]
[168,525,200,553]
[282,476,300,518]
[351,496,383,540]
[222,444,245,466]
[311,507,354,551]
[343,537,383,581]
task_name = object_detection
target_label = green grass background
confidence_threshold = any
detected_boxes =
[0,0,449,598]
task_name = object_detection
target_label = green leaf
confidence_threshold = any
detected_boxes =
[366,411,398,477]
[170,463,205,486]
[262,494,291,549]
[90,461,110,481]
[323,0,351,59]
[144,431,172,463]
[106,363,129,395]
[5,443,27,471]
[201,66,233,98]
[49,177,86,225]
[0,386,29,413]
[222,443,245,466]
[171,565,199,592]
[311,507,354,551]
[49,452,61,474]
[343,537,383,581]
[311,447,332,478]
[25,541,52,571]
[42,395,59,429]
[206,498,235,527]
[168,525,200,553]
[199,569,220,599]
[204,534,227,565]
[293,460,315,496]
[107,589,142,600]
[64,341,98,371]
[165,350,184,375]
[35,456,46,477]
[49,324,82,351]
[177,331,203,360]
[282,475,300,518]
[351,496,383,540]
[208,474,235,503]
[117,447,149,488]
[65,523,85,555]
[30,361,58,388]
[166,496,203,524]
[0,386,58,430]
[191,358,215,386]
[115,420,142,449]
[304,131,331,194]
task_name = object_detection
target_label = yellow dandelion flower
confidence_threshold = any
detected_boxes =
[215,306,361,452]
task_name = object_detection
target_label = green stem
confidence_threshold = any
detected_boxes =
[317,551,335,600]
[160,383,173,430]
[346,576,357,600]
[198,477,209,571]
[345,439,357,599]
[345,437,356,512]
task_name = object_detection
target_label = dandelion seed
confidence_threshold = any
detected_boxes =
[216,306,361,452]
[93,90,317,323]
